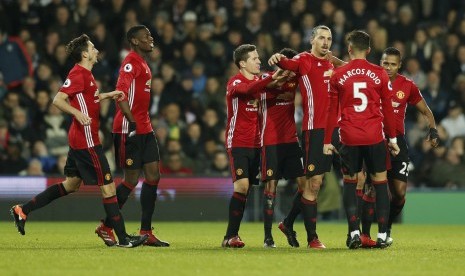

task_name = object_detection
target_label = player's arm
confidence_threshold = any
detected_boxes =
[379,74,400,155]
[229,72,283,96]
[53,92,91,126]
[323,77,339,155]
[415,99,439,147]
[268,53,300,72]
[326,51,347,68]
[98,91,125,101]
[116,63,138,135]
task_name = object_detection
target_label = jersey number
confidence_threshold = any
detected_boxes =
[353,82,368,112]
[399,162,409,176]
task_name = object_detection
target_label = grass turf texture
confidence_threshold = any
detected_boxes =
[1,222,464,275]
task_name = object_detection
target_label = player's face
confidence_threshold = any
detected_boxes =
[381,54,401,79]
[136,28,155,53]
[243,50,261,75]
[86,41,99,64]
[311,29,332,57]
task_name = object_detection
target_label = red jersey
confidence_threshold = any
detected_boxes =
[325,59,396,145]
[278,52,334,130]
[225,72,273,149]
[260,73,299,145]
[113,51,153,134]
[390,74,423,135]
[59,64,100,149]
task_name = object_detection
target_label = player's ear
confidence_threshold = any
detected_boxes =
[366,47,371,55]
[239,60,246,68]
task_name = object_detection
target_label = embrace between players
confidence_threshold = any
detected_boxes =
[221,26,438,250]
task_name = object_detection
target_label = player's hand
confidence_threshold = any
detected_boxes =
[128,121,137,137]
[110,90,125,101]
[323,144,336,155]
[268,53,284,66]
[427,127,439,148]
[75,112,92,126]
[388,142,400,156]
[271,69,287,81]
[324,51,334,61]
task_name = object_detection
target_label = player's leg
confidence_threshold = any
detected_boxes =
[339,145,363,249]
[10,150,80,235]
[360,181,377,248]
[278,175,303,247]
[140,159,169,247]
[222,148,257,248]
[366,141,391,248]
[263,180,278,248]
[89,145,146,248]
[301,173,326,248]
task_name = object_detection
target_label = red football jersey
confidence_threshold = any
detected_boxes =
[260,73,299,145]
[325,59,395,145]
[113,51,153,134]
[225,72,272,149]
[59,64,101,149]
[390,74,423,135]
[278,52,334,130]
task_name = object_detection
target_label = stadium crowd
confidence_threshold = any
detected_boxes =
[0,0,465,189]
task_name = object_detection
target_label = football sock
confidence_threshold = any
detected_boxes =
[283,189,302,230]
[103,196,127,242]
[388,198,406,229]
[361,194,375,235]
[22,183,68,215]
[140,180,159,231]
[116,181,135,209]
[356,188,363,229]
[373,180,390,234]
[263,192,276,239]
[104,181,134,227]
[343,180,359,232]
[225,192,247,239]
[301,196,317,241]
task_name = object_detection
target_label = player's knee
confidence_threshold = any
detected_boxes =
[62,177,81,193]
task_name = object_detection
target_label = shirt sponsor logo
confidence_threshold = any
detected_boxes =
[324,69,333,77]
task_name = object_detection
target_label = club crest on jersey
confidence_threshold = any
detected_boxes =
[267,169,273,176]
[308,164,315,171]
[126,159,133,166]
[124,63,133,72]
[63,79,71,88]
[396,91,405,99]
[246,99,259,110]
[105,174,111,181]
[236,168,243,176]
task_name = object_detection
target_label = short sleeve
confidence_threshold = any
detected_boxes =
[60,70,84,96]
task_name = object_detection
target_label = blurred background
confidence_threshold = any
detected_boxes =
[0,0,464,224]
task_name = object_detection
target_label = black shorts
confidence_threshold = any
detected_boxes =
[64,145,113,186]
[227,147,261,185]
[302,128,340,177]
[339,140,388,176]
[387,135,409,182]
[114,132,160,169]
[261,142,304,181]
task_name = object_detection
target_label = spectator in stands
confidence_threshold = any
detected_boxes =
[0,25,32,89]
[160,152,193,176]
[0,140,28,175]
[9,107,37,158]
[31,140,56,173]
[206,150,230,176]
[20,158,45,176]
[0,72,7,100]
[49,5,78,43]
[42,104,69,156]
[440,100,465,143]
[422,70,450,121]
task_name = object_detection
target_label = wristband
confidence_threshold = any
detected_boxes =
[389,137,397,144]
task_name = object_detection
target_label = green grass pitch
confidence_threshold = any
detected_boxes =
[1,221,464,275]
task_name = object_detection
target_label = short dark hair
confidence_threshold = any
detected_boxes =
[347,30,370,51]
[127,25,147,45]
[279,48,298,59]
[383,47,401,58]
[311,25,331,40]
[65,34,90,62]
[233,44,256,68]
